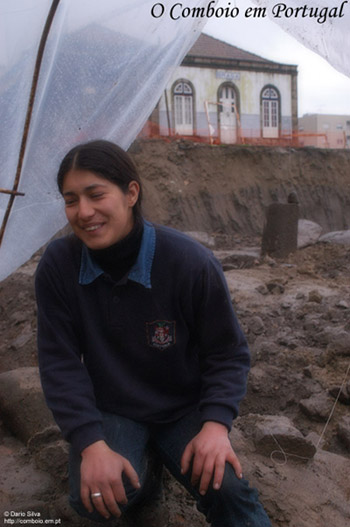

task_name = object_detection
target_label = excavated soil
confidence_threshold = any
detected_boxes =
[131,139,350,236]
[1,139,350,527]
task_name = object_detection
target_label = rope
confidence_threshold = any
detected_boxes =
[269,361,350,465]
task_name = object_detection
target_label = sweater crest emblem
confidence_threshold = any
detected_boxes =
[147,320,176,350]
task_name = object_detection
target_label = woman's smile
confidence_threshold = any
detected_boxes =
[62,169,139,249]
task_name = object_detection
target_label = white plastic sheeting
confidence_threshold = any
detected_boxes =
[1,0,350,280]
[252,0,350,77]
[0,0,211,280]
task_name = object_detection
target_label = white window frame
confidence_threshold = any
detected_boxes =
[262,87,279,138]
[218,83,238,144]
[173,81,193,135]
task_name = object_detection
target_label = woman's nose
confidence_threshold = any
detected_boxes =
[78,198,94,219]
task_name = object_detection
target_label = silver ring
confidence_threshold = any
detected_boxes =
[91,492,102,499]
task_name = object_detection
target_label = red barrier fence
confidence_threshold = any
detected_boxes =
[138,121,348,149]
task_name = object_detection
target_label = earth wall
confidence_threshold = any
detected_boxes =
[130,139,350,236]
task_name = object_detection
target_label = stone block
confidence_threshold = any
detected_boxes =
[337,416,350,449]
[254,415,316,463]
[319,230,350,245]
[298,219,322,248]
[261,202,299,258]
[299,392,334,422]
[0,367,55,443]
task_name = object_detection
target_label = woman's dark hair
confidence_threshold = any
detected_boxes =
[57,140,143,218]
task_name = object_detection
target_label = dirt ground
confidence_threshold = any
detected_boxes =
[130,139,350,237]
[0,140,350,526]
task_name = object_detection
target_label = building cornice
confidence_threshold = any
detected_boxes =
[182,56,298,76]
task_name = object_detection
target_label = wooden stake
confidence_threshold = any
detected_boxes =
[0,0,60,247]
[0,188,25,197]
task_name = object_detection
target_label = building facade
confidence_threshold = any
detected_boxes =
[298,114,350,149]
[144,33,298,145]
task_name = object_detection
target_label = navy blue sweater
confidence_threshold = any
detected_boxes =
[35,221,250,453]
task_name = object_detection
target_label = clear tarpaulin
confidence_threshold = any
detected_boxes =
[1,0,350,280]
[0,0,211,280]
[252,0,350,77]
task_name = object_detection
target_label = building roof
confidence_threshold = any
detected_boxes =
[187,33,272,64]
[183,33,297,74]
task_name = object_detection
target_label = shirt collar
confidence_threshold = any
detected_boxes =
[79,220,156,288]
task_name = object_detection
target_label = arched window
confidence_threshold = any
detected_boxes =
[218,83,239,144]
[261,86,280,138]
[173,80,194,135]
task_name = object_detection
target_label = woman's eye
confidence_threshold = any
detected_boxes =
[91,193,104,199]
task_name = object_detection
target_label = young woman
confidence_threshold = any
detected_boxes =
[35,140,271,526]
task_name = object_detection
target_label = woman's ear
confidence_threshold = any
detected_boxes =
[127,180,140,207]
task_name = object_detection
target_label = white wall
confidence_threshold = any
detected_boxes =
[158,64,293,139]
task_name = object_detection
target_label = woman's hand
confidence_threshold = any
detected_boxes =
[80,440,141,519]
[181,421,242,496]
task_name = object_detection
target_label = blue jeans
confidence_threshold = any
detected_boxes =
[69,410,271,527]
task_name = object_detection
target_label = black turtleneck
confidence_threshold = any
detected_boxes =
[89,217,144,282]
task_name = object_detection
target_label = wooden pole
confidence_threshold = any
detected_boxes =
[0,189,25,197]
[164,89,171,137]
[0,0,61,247]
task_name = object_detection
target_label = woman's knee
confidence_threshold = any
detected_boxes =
[197,465,271,527]
[68,476,145,522]
[68,447,161,521]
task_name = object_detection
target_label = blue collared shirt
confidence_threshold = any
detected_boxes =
[79,220,156,288]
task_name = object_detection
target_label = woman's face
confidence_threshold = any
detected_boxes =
[62,169,139,250]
